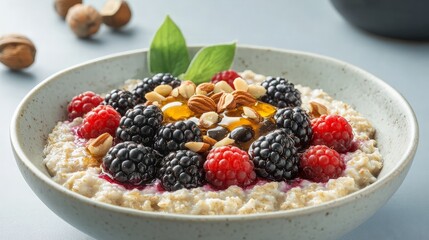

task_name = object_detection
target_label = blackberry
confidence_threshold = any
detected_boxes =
[103,89,136,116]
[132,73,181,103]
[153,121,203,155]
[249,129,299,181]
[274,107,313,150]
[158,150,205,191]
[261,77,301,108]
[102,142,161,185]
[116,105,163,146]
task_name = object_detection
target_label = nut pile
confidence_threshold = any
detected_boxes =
[0,34,36,70]
[55,0,132,38]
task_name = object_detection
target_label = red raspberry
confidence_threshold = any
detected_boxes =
[211,70,241,89]
[311,115,354,153]
[77,105,121,139]
[300,145,345,182]
[67,91,103,120]
[204,146,256,189]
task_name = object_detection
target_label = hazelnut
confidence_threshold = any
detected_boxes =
[66,4,102,38]
[0,34,36,70]
[54,0,82,18]
[100,0,132,29]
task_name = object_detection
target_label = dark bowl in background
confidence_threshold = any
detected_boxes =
[330,0,429,40]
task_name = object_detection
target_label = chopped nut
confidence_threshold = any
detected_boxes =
[54,0,82,18]
[171,88,179,97]
[232,90,256,106]
[0,34,36,70]
[66,4,102,38]
[214,81,234,93]
[247,84,267,99]
[217,93,236,112]
[87,133,113,157]
[154,84,173,97]
[178,81,196,99]
[309,101,329,118]
[196,82,215,95]
[100,0,132,29]
[145,91,166,102]
[187,95,217,114]
[233,78,248,92]
[199,111,219,128]
[203,135,217,146]
[184,142,210,153]
[242,106,262,122]
[213,137,235,148]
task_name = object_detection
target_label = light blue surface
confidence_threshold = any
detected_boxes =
[1,1,427,239]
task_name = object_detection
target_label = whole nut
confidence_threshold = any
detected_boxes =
[66,4,102,38]
[232,90,256,106]
[196,82,215,95]
[54,0,82,18]
[187,95,217,114]
[0,34,36,70]
[209,92,223,104]
[154,84,173,97]
[100,0,132,29]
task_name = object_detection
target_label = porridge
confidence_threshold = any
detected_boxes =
[43,70,382,215]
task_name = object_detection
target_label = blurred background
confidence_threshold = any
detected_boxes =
[1,0,427,239]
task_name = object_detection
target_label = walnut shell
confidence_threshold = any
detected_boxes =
[0,34,36,70]
[54,0,82,18]
[100,0,132,29]
[66,4,102,38]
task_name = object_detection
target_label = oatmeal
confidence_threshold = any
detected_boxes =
[43,70,382,215]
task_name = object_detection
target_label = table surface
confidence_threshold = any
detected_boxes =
[1,1,428,239]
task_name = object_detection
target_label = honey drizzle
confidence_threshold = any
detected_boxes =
[159,96,277,151]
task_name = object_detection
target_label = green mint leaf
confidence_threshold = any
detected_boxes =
[148,16,190,76]
[184,43,236,84]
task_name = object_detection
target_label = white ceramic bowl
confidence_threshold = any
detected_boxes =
[10,46,418,240]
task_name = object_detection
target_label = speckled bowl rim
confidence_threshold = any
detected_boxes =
[10,45,419,222]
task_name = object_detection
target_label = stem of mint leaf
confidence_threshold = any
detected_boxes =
[148,16,190,76]
[184,43,236,84]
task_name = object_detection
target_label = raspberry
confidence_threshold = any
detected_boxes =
[211,70,241,89]
[158,150,205,191]
[67,91,103,120]
[102,141,161,185]
[204,146,256,189]
[300,145,345,182]
[311,115,354,153]
[77,105,121,139]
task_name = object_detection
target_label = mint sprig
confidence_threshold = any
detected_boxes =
[148,17,236,84]
[184,43,236,84]
[148,16,190,76]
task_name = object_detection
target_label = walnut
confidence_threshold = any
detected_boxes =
[100,0,132,29]
[54,0,82,18]
[66,4,102,38]
[0,34,36,70]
